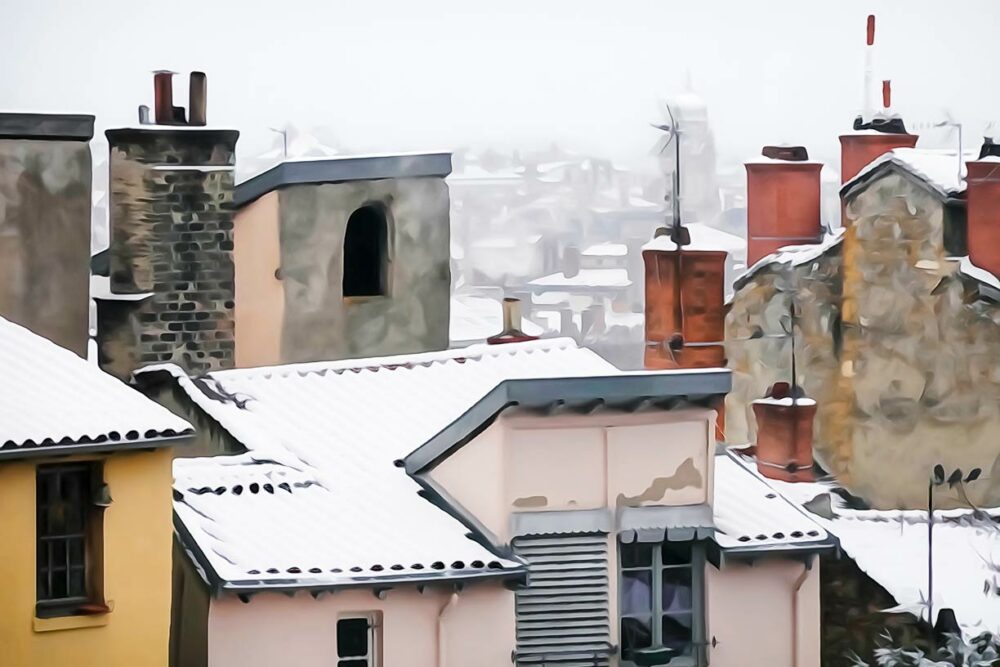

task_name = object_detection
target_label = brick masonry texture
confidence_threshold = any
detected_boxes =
[99,128,239,380]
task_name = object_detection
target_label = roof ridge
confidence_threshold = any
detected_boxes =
[198,337,581,382]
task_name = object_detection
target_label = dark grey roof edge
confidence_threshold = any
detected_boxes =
[0,113,95,141]
[715,536,839,564]
[404,371,731,474]
[0,432,193,461]
[233,152,453,208]
[839,159,957,201]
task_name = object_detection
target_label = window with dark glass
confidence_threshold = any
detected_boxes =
[36,463,103,617]
[342,205,388,297]
[619,540,704,666]
[337,616,376,667]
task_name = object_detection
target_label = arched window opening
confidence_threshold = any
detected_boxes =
[342,205,388,297]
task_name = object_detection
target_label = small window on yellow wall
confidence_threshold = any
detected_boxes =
[36,462,107,618]
[337,615,380,667]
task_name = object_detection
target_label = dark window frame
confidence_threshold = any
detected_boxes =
[336,614,379,667]
[342,203,391,299]
[618,539,707,667]
[35,462,107,619]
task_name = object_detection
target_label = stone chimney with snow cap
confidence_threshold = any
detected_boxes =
[96,70,239,380]
[744,145,823,266]
[964,139,1000,279]
[0,112,94,357]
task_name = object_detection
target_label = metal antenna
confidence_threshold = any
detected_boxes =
[652,102,688,356]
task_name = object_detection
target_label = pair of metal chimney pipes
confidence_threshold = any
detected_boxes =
[138,70,207,126]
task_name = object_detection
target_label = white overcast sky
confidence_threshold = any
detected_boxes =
[4,0,999,168]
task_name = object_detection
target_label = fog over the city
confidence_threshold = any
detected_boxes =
[4,0,999,164]
[7,0,1000,367]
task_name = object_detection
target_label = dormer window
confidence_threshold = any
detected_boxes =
[342,204,388,298]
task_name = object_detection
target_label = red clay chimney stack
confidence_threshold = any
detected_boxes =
[487,297,539,345]
[153,71,175,125]
[965,142,1000,279]
[752,382,816,483]
[882,80,891,110]
[744,146,823,265]
[866,15,875,46]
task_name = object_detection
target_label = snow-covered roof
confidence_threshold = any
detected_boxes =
[643,223,747,255]
[157,339,626,590]
[734,228,845,291]
[449,295,544,345]
[713,454,829,552]
[730,453,1000,633]
[958,256,1000,292]
[0,316,191,454]
[843,148,979,198]
[582,242,628,257]
[528,268,631,289]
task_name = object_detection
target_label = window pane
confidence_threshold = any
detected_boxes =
[338,661,368,667]
[337,618,369,658]
[620,569,652,615]
[661,567,693,612]
[662,613,693,655]
[620,616,652,655]
[661,541,693,566]
[620,541,653,568]
[69,567,86,598]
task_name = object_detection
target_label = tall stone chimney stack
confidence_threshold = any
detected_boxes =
[96,71,239,379]
[0,113,94,356]
[965,140,1000,279]
[744,145,823,266]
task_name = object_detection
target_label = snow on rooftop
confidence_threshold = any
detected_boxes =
[449,295,543,345]
[713,454,828,550]
[0,316,191,451]
[735,228,845,290]
[158,339,621,588]
[729,453,1000,633]
[642,223,746,254]
[958,256,1000,291]
[528,268,631,289]
[582,242,628,257]
[845,147,979,197]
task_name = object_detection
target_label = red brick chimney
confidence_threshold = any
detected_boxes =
[752,382,816,483]
[643,227,727,370]
[965,140,1000,278]
[744,146,823,266]
[840,14,918,184]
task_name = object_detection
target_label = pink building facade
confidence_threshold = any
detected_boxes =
[160,339,831,667]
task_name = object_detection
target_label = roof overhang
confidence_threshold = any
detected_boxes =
[0,432,193,461]
[234,152,453,208]
[403,371,732,474]
[0,112,95,141]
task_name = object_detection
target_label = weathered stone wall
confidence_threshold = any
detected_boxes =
[728,170,1000,509]
[98,128,238,379]
[0,138,91,355]
[725,245,843,453]
[277,178,451,363]
[837,174,1000,508]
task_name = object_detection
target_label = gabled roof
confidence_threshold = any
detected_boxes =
[841,148,979,200]
[154,339,733,593]
[234,152,453,208]
[0,316,191,457]
[730,453,1000,633]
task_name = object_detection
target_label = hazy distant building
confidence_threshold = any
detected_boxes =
[658,84,722,227]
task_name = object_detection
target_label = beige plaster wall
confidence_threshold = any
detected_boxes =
[706,559,820,667]
[234,191,284,368]
[429,409,717,542]
[206,582,513,667]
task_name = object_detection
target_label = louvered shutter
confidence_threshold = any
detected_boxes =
[512,533,612,666]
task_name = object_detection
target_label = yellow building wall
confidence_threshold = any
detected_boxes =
[0,448,175,666]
